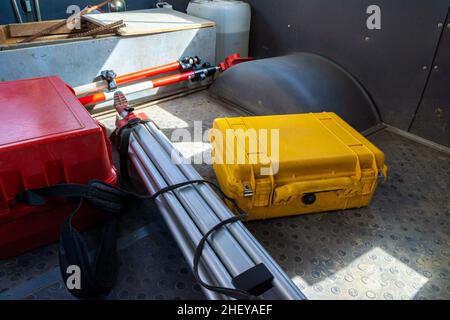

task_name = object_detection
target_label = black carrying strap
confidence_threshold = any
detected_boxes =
[118,124,133,187]
[133,179,274,299]
[115,118,150,188]
[188,181,274,300]
[58,198,119,298]
[17,180,130,298]
[16,83,274,299]
[17,181,274,300]
[16,180,128,214]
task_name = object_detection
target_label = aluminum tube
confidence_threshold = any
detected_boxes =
[130,140,233,288]
[133,128,254,276]
[194,187,306,299]
[129,139,235,298]
[143,121,306,299]
[34,0,42,21]
[133,126,255,277]
[11,0,23,23]
[129,146,225,300]
[148,122,305,299]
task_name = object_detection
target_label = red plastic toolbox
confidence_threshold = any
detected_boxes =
[0,76,118,259]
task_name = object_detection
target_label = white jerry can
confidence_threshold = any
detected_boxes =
[187,0,251,63]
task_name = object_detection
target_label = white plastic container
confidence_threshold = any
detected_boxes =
[187,0,251,63]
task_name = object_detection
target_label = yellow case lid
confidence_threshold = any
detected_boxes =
[211,112,386,181]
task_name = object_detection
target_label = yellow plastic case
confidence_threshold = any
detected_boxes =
[209,112,388,220]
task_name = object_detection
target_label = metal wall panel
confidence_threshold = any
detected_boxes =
[0,27,215,104]
[210,53,381,133]
[244,0,449,131]
[0,0,190,24]
[2,0,449,144]
[410,13,450,147]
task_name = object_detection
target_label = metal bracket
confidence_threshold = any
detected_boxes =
[191,63,218,82]
[180,56,201,72]
[100,70,118,91]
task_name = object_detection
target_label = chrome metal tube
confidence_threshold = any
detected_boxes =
[126,119,305,299]
[129,139,233,299]
[142,121,306,300]
[11,0,23,23]
[133,125,255,277]
[34,0,42,21]
[129,147,223,300]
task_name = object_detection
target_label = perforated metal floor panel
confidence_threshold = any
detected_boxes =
[1,92,449,300]
[21,226,205,300]
[0,210,204,300]
[247,130,449,300]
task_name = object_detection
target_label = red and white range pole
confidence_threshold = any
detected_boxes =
[73,57,200,97]
[78,70,203,106]
[76,54,253,106]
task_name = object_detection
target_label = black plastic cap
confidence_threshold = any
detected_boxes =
[232,263,274,297]
[302,193,316,205]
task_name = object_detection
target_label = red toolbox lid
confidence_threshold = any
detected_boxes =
[0,76,117,213]
[0,76,98,146]
[0,76,118,258]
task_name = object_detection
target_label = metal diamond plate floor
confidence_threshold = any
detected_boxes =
[246,130,449,300]
[1,92,449,300]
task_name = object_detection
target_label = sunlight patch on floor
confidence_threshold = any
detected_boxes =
[173,142,212,163]
[292,247,428,300]
[141,105,190,129]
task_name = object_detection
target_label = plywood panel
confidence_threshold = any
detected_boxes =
[9,20,72,37]
[83,8,214,36]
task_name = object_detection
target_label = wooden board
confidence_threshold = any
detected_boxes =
[0,26,8,44]
[83,8,215,36]
[8,20,74,37]
[0,20,108,48]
